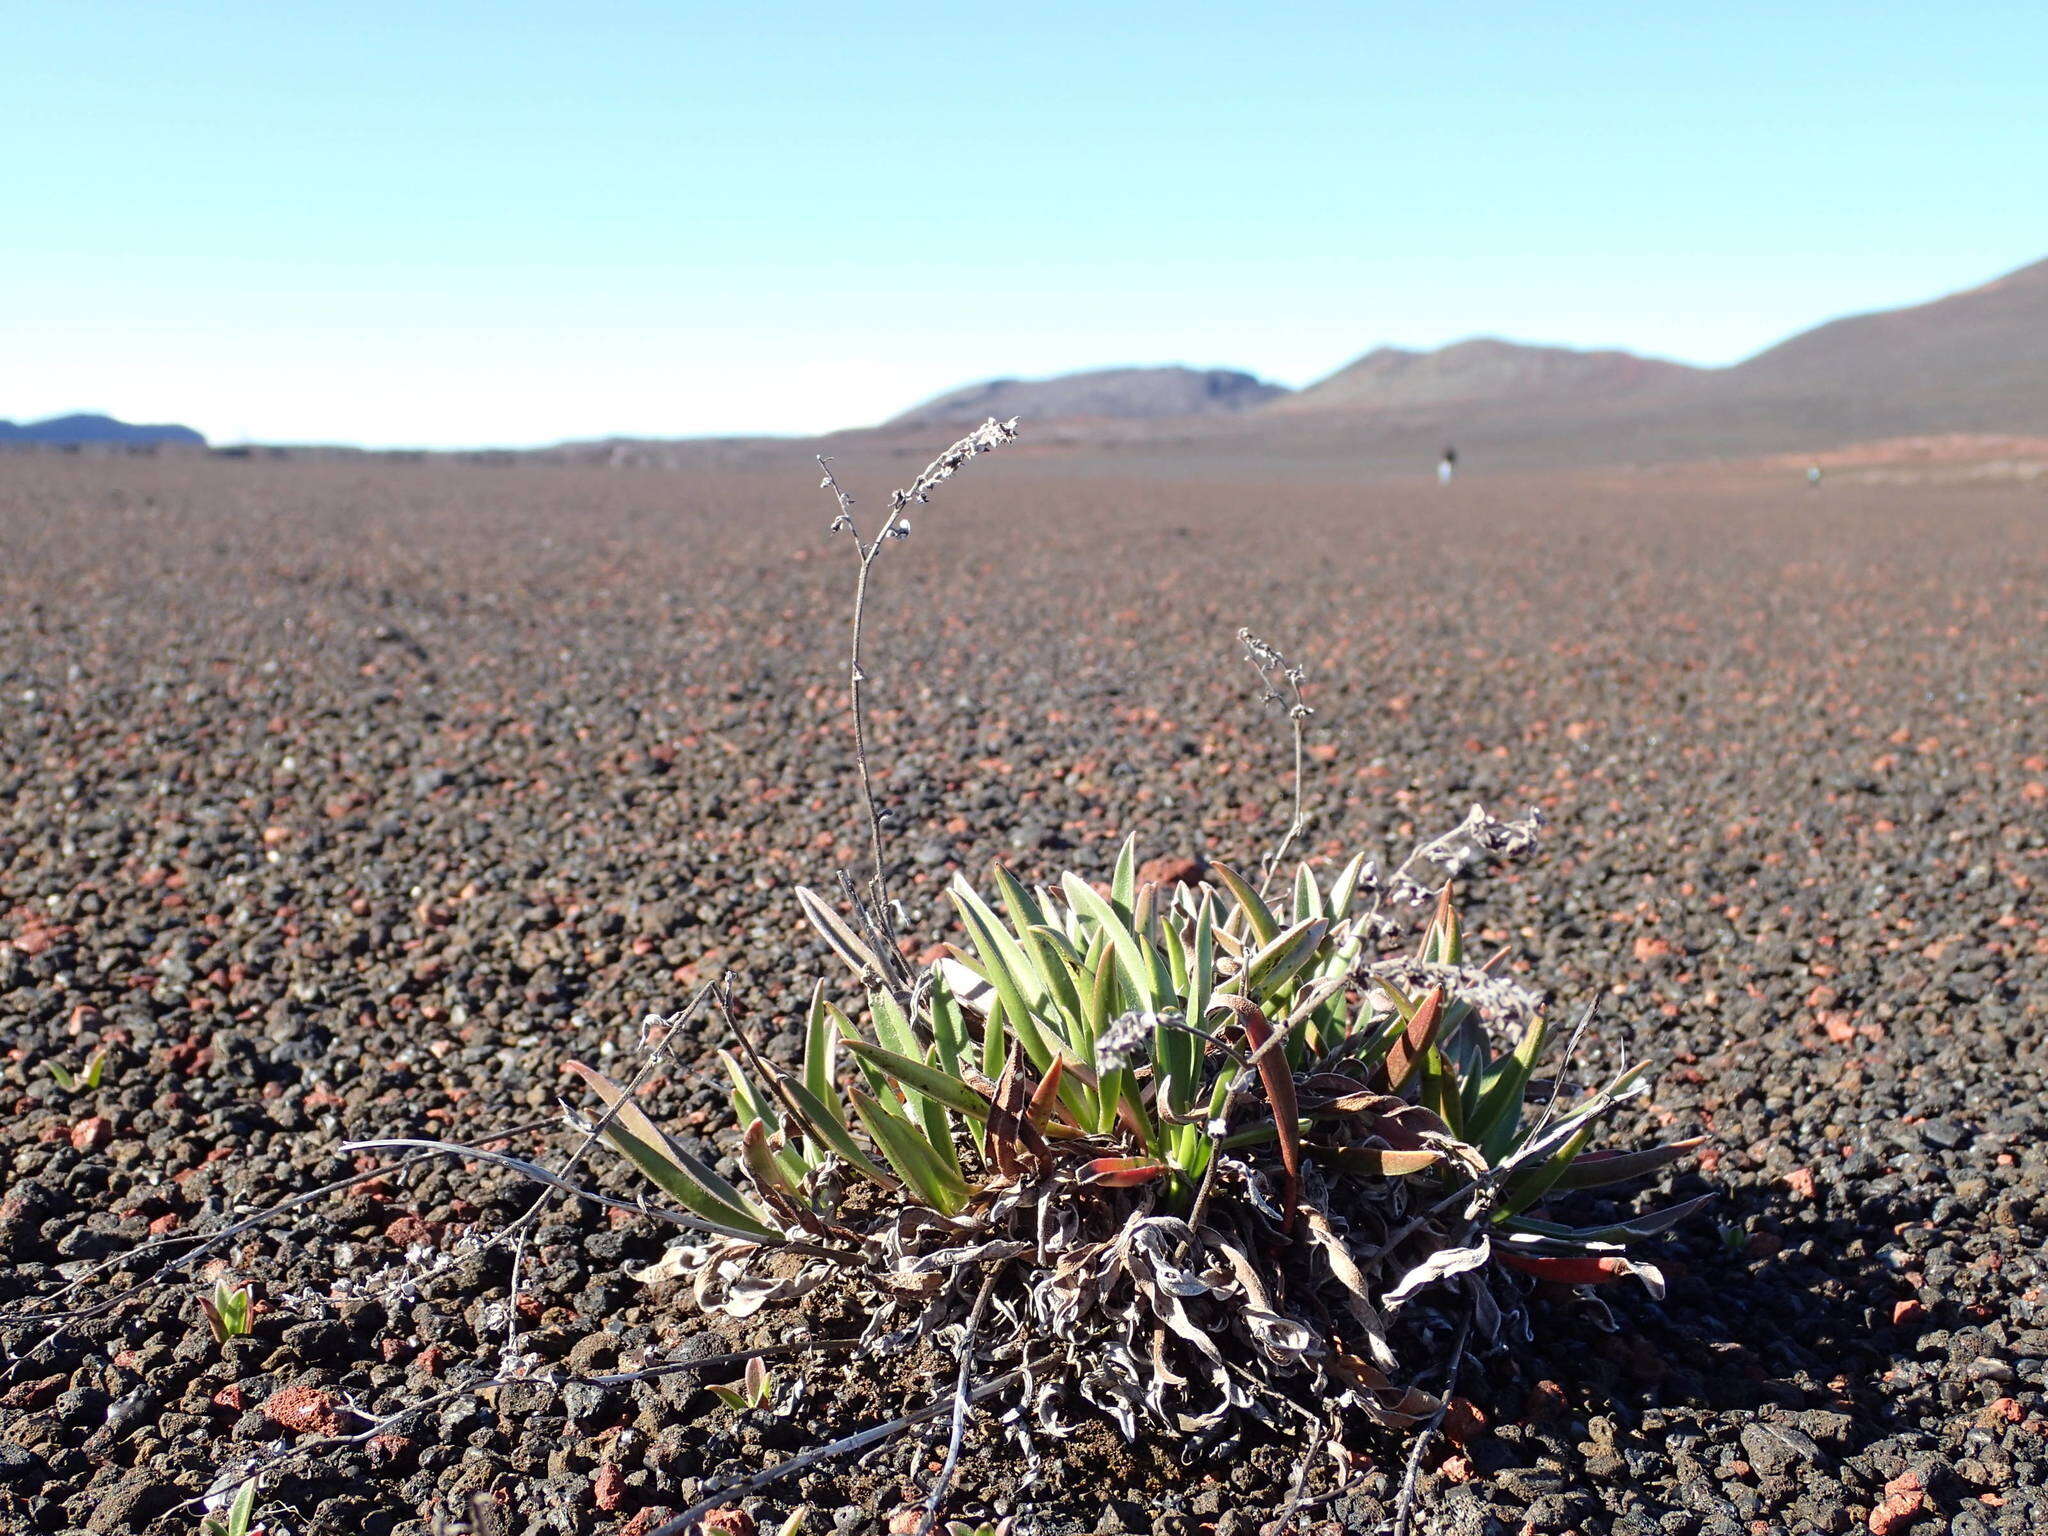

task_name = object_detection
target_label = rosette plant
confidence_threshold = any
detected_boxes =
[566,830,1706,1439]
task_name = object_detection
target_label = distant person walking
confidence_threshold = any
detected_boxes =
[1438,445,1457,486]
[1807,464,1823,490]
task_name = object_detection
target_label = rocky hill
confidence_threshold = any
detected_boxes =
[884,366,1288,431]
[0,414,206,450]
[1281,337,1699,413]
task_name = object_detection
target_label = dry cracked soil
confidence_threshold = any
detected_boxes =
[1,448,2044,1536]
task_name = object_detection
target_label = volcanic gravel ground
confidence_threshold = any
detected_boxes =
[1,451,2044,1536]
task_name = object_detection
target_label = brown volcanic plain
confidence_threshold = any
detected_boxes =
[1,446,2044,1535]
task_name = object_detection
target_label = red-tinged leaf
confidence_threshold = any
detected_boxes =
[740,1120,790,1197]
[1079,1157,1167,1187]
[1026,1056,1069,1130]
[1495,1251,1636,1285]
[1380,986,1447,1094]
[986,1046,1027,1181]
[1422,881,1461,966]
[978,1048,1040,1179]
[1209,994,1299,1228]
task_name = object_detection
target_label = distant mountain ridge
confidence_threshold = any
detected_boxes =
[862,255,2048,463]
[21,254,2045,469]
[1672,254,2048,441]
[1282,338,1700,413]
[0,413,206,449]
[885,366,1288,430]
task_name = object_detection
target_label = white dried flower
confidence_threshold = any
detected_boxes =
[889,417,1020,511]
[1095,1009,1175,1074]
[1370,957,1544,1028]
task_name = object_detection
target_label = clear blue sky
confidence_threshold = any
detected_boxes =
[6,2,2044,448]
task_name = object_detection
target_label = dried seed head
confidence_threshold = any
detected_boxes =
[1094,1008,1173,1074]
[889,417,1021,512]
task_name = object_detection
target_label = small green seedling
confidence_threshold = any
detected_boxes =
[45,1050,108,1093]
[946,1522,1014,1536]
[708,1355,774,1412]
[201,1478,258,1536]
[200,1278,254,1342]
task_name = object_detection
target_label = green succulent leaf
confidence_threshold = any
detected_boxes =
[840,1038,992,1120]
[1501,1120,1597,1217]
[850,1088,969,1213]
[1500,1190,1717,1245]
[989,863,1048,936]
[1061,871,1158,1010]
[1236,916,1330,1000]
[1548,1136,1709,1191]
[563,1061,779,1240]
[1292,862,1322,924]
[1470,1011,1548,1162]
[1111,831,1139,911]
[1326,850,1370,920]
[950,875,1048,1012]
[951,891,1060,1073]
[765,1066,899,1189]
[801,981,845,1129]
[1208,861,1280,946]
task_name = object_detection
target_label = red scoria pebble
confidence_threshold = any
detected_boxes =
[1868,1472,1926,1534]
[261,1384,345,1436]
[1138,853,1207,887]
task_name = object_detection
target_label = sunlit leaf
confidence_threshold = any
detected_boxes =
[850,1088,968,1213]
[1308,1142,1445,1177]
[1208,860,1279,946]
[1111,831,1139,911]
[1209,994,1299,1225]
[1236,916,1330,1000]
[1381,986,1447,1093]
[1061,871,1157,1010]
[764,1065,898,1189]
[795,886,887,984]
[563,1061,778,1240]
[840,1039,991,1120]
[801,981,845,1129]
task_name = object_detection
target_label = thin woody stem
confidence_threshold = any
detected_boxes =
[848,531,897,929]
[819,450,904,961]
[817,420,1017,974]
[1240,629,1312,898]
[1262,697,1308,895]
